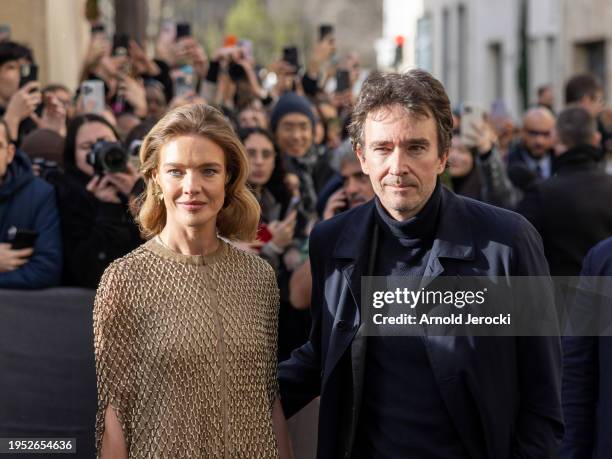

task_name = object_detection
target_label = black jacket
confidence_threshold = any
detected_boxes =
[47,165,143,288]
[559,237,612,459]
[279,186,563,458]
[517,145,612,276]
[507,143,554,192]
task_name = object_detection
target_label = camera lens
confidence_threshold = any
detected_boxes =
[103,145,128,172]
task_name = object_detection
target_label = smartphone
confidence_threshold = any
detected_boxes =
[19,64,38,89]
[173,75,193,98]
[7,227,38,250]
[285,196,301,218]
[206,61,220,83]
[319,24,334,41]
[0,24,11,42]
[80,80,105,114]
[460,102,486,147]
[175,22,191,40]
[91,24,106,35]
[112,33,130,57]
[282,46,299,69]
[336,69,351,92]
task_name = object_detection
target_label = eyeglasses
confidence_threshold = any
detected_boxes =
[525,129,552,138]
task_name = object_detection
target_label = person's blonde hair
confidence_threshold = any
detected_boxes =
[136,103,260,241]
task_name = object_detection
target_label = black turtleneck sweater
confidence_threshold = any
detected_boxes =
[353,181,469,458]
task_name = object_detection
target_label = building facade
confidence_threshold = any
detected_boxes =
[420,0,611,120]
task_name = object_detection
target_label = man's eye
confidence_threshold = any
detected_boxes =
[168,169,182,176]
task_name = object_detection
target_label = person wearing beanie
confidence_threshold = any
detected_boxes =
[270,92,335,221]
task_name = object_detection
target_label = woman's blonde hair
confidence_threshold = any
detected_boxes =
[135,104,260,241]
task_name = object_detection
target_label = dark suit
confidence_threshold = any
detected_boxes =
[517,145,612,276]
[559,237,612,458]
[279,186,564,458]
[507,143,554,192]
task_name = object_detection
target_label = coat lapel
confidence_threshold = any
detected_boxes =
[322,201,375,391]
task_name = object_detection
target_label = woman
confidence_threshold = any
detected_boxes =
[448,132,520,209]
[240,127,295,270]
[94,104,291,458]
[240,127,309,362]
[47,114,143,287]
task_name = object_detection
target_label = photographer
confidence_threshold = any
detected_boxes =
[0,41,40,146]
[47,114,143,288]
[0,119,62,289]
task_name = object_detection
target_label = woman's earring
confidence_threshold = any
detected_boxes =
[155,186,164,201]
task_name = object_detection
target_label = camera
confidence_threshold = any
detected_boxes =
[86,140,128,175]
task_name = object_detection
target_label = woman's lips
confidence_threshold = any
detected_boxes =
[178,201,206,211]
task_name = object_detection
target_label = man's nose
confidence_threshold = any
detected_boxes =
[345,177,359,195]
[388,148,406,175]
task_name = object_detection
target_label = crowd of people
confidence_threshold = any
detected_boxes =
[1,17,612,458]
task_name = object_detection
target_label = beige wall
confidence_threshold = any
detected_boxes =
[0,0,88,92]
[562,0,612,101]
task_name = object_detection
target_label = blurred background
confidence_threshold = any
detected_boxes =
[1,0,610,119]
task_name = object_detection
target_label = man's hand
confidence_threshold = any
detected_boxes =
[0,243,33,272]
[323,188,348,220]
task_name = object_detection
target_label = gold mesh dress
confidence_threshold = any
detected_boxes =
[93,238,280,458]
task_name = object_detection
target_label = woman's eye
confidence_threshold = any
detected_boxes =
[203,169,218,176]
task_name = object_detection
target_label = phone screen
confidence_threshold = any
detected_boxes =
[319,24,334,41]
[7,227,38,250]
[460,102,485,148]
[282,47,299,69]
[19,64,38,89]
[176,22,191,40]
[113,34,130,57]
[80,80,105,114]
[336,69,351,92]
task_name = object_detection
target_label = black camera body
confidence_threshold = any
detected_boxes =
[86,140,128,175]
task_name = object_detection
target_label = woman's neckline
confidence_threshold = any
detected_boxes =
[145,235,228,266]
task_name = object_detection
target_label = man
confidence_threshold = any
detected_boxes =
[270,92,334,195]
[565,74,604,118]
[565,73,607,156]
[518,106,612,276]
[279,70,563,458]
[559,236,612,458]
[537,84,555,112]
[322,148,375,220]
[0,41,40,145]
[506,107,556,191]
[0,119,62,288]
[289,149,375,309]
[270,92,335,238]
